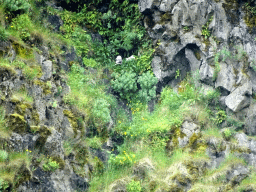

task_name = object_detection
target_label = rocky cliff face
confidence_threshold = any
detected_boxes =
[2,0,256,191]
[139,0,256,125]
[0,41,91,191]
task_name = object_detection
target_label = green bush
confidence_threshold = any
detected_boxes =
[92,98,111,129]
[42,157,59,172]
[0,0,30,13]
[127,180,142,192]
[10,14,33,41]
[111,71,138,101]
[137,71,157,103]
[0,150,8,162]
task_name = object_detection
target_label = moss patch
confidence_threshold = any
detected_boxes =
[243,1,256,33]
[7,114,27,134]
[33,80,52,95]
[222,0,239,25]
[35,125,52,149]
[63,109,78,137]
[160,12,172,25]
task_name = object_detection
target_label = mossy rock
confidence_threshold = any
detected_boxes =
[0,66,17,78]
[222,0,240,25]
[31,110,40,125]
[14,163,31,188]
[33,80,51,95]
[63,109,79,137]
[35,125,52,148]
[51,156,65,170]
[193,50,201,61]
[242,1,256,33]
[160,12,172,25]
[8,113,28,134]
[15,103,32,116]
[12,42,33,59]
[74,141,89,166]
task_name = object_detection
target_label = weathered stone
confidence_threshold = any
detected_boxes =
[225,81,252,112]
[48,15,63,32]
[226,165,249,184]
[133,158,155,180]
[178,121,200,148]
[185,48,201,72]
[109,178,130,192]
[245,102,256,135]
[41,60,52,81]
[199,60,214,86]
[138,0,154,14]
[215,62,236,94]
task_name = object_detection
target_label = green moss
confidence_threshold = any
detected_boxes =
[194,50,201,61]
[160,12,172,25]
[32,110,40,126]
[7,114,27,133]
[12,42,34,60]
[15,103,32,116]
[63,109,78,137]
[222,0,239,25]
[13,163,31,188]
[188,133,201,150]
[0,65,17,77]
[35,125,51,148]
[74,141,89,167]
[243,1,256,33]
[33,80,51,95]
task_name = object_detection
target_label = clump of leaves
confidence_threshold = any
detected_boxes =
[111,71,138,101]
[42,157,59,172]
[127,180,142,192]
[0,0,31,13]
[137,71,158,103]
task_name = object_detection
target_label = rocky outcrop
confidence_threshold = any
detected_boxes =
[138,0,256,132]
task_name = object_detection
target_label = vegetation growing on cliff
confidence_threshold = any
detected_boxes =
[0,0,256,191]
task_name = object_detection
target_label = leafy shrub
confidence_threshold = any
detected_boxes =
[137,71,157,103]
[0,150,8,162]
[10,14,33,41]
[0,0,31,13]
[216,110,226,124]
[83,57,98,68]
[92,98,111,129]
[111,71,138,101]
[127,180,142,192]
[42,157,59,172]
[222,128,232,140]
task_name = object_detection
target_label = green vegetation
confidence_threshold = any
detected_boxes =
[201,15,213,39]
[127,180,142,192]
[0,0,255,191]
[42,157,60,172]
